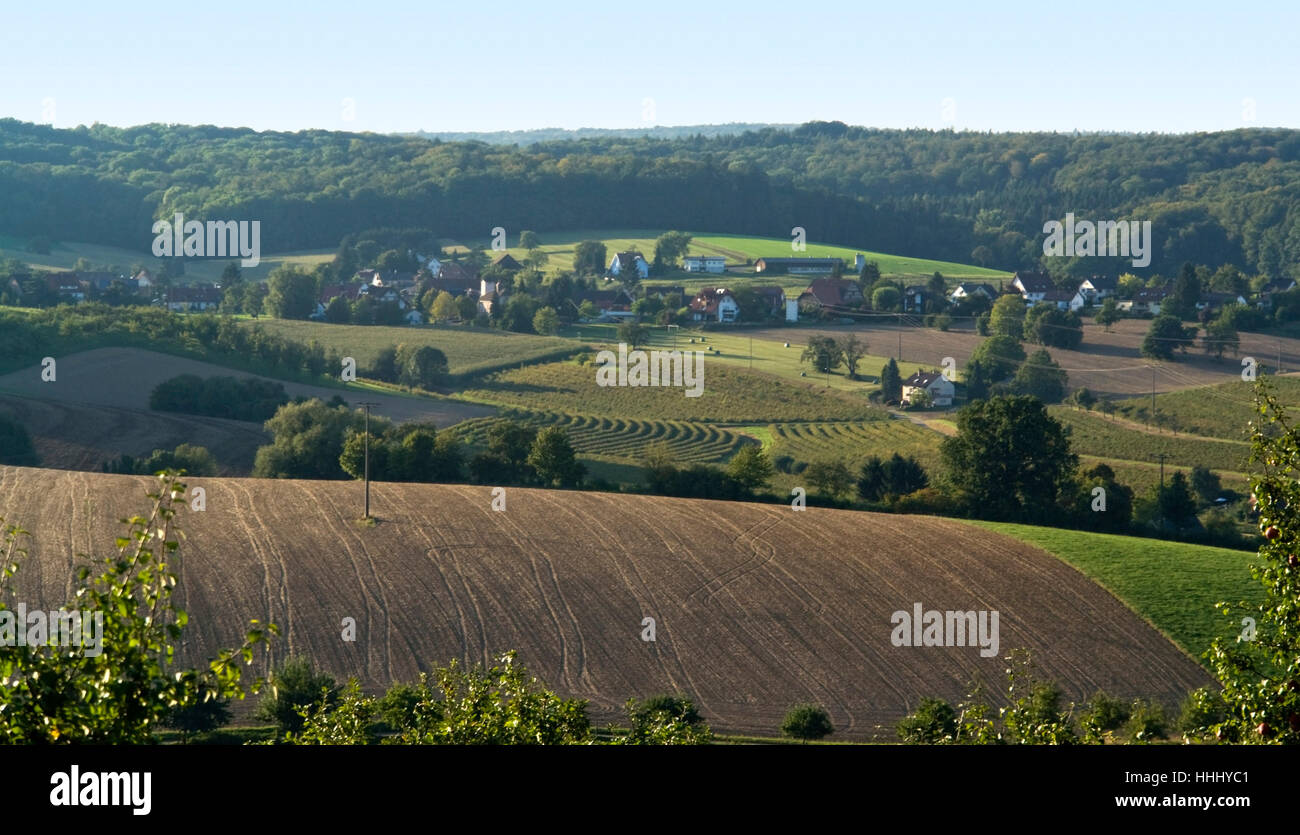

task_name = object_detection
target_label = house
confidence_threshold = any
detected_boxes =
[430,261,480,296]
[683,255,726,274]
[477,278,509,316]
[754,257,844,275]
[608,251,650,279]
[492,253,523,272]
[1078,275,1117,303]
[1197,291,1249,311]
[901,369,955,408]
[1122,287,1168,316]
[313,284,364,318]
[798,277,864,312]
[1259,279,1297,309]
[405,309,424,325]
[1039,288,1086,312]
[688,288,740,323]
[948,282,998,303]
[46,272,85,301]
[902,286,927,313]
[77,271,120,292]
[574,289,635,321]
[132,269,154,290]
[369,270,417,288]
[1011,271,1056,302]
[165,285,221,312]
[751,285,787,317]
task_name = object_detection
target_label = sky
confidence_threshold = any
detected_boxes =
[3,1,1297,135]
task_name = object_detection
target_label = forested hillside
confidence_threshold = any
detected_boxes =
[2,118,1298,276]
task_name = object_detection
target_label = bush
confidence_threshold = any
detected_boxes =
[1123,699,1168,743]
[781,704,834,741]
[149,374,290,422]
[897,697,958,743]
[257,657,340,735]
[1178,687,1227,740]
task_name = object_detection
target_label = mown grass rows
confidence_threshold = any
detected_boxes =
[448,410,752,464]
[767,420,945,469]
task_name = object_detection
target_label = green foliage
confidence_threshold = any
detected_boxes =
[526,426,585,487]
[804,459,854,499]
[257,657,340,734]
[879,358,903,402]
[532,305,560,335]
[871,285,900,312]
[1095,297,1121,330]
[573,241,607,276]
[1012,348,1068,403]
[989,295,1026,339]
[941,395,1078,522]
[149,373,290,421]
[1201,380,1300,744]
[1141,315,1197,361]
[617,320,648,349]
[897,697,958,743]
[726,445,773,493]
[651,231,692,271]
[619,695,712,745]
[0,413,39,466]
[1000,650,1077,744]
[265,265,318,320]
[253,398,365,480]
[162,692,233,743]
[0,474,275,743]
[1123,699,1169,743]
[801,335,843,374]
[857,453,928,501]
[394,343,449,389]
[780,704,834,741]
[969,334,1025,381]
[1027,306,1083,349]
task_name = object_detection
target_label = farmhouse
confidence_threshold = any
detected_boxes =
[492,253,524,272]
[754,257,843,275]
[429,262,480,296]
[683,255,726,274]
[608,251,650,279]
[164,285,221,312]
[688,287,740,323]
[798,277,864,312]
[902,286,927,313]
[643,285,686,306]
[1039,287,1086,312]
[46,273,85,302]
[1011,271,1055,302]
[1259,279,1296,309]
[574,289,635,321]
[901,369,954,407]
[1197,291,1249,311]
[948,282,997,303]
[1120,287,1168,316]
[1078,275,1117,303]
[477,278,509,316]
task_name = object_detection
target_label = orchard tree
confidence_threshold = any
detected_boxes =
[802,335,843,374]
[969,334,1026,381]
[265,265,318,320]
[518,230,540,250]
[839,333,868,380]
[1012,348,1068,403]
[1095,297,1121,331]
[573,241,607,276]
[652,231,692,272]
[805,459,853,499]
[1195,380,1300,742]
[1141,315,1196,361]
[989,294,1026,339]
[527,426,585,488]
[727,446,774,494]
[781,704,834,741]
[532,306,560,336]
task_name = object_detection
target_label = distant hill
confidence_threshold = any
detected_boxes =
[407,123,788,145]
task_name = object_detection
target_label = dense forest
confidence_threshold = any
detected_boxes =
[2,118,1298,277]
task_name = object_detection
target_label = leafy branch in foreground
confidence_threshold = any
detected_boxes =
[0,472,277,743]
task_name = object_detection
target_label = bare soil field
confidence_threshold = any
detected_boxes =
[0,347,494,426]
[0,467,1212,738]
[753,319,1300,397]
[0,394,268,474]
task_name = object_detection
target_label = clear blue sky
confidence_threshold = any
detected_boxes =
[3,1,1296,134]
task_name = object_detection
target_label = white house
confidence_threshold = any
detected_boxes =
[608,251,650,279]
[1078,275,1117,303]
[688,287,739,323]
[683,255,726,274]
[949,282,998,303]
[1039,288,1087,312]
[901,369,955,408]
[1011,271,1055,302]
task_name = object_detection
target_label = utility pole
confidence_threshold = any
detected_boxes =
[1156,452,1167,488]
[897,314,903,362]
[1278,339,1283,375]
[1151,367,1156,419]
[358,401,379,519]
[749,336,753,370]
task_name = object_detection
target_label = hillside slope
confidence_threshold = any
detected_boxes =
[0,468,1212,737]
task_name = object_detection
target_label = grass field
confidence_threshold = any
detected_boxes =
[458,358,880,422]
[447,228,1009,282]
[1108,376,1300,441]
[764,420,944,471]
[0,234,333,283]
[1052,408,1252,475]
[972,521,1263,664]
[562,322,934,395]
[246,319,582,378]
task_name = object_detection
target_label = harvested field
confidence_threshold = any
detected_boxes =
[0,394,268,474]
[0,347,494,426]
[0,467,1212,738]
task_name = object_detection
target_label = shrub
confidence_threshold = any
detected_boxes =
[781,704,834,741]
[257,657,340,735]
[897,697,958,743]
[1123,699,1168,743]
[0,414,39,466]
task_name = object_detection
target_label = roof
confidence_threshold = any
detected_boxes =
[320,284,363,303]
[1040,289,1078,302]
[903,285,927,296]
[1134,288,1168,302]
[168,286,222,304]
[800,277,863,307]
[1013,272,1055,293]
[576,289,633,311]
[1081,275,1117,291]
[613,251,646,265]
[902,370,948,389]
[757,257,844,268]
[688,287,736,316]
[436,261,480,283]
[683,254,725,261]
[952,282,997,296]
[492,253,523,270]
[752,285,785,298]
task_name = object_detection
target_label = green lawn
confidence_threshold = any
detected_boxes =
[448,228,1007,280]
[970,521,1262,665]
[1108,376,1300,442]
[1052,408,1253,474]
[246,319,582,379]
[458,358,880,422]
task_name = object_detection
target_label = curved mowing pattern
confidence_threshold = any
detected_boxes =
[769,420,944,468]
[447,411,752,464]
